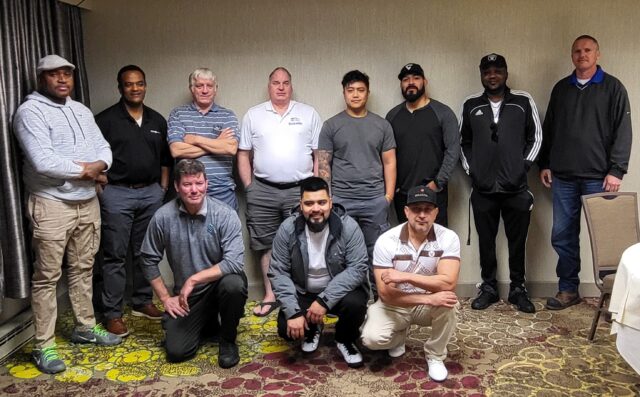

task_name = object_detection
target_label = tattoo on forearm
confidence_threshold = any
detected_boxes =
[317,150,332,183]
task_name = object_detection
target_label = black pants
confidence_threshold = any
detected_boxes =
[277,288,368,344]
[162,273,247,363]
[471,190,533,290]
[394,185,449,226]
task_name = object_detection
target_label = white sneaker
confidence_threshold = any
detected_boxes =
[388,343,406,358]
[301,325,322,353]
[427,358,448,382]
[388,328,409,358]
[336,341,363,368]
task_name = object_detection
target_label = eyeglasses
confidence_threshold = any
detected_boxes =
[490,122,499,142]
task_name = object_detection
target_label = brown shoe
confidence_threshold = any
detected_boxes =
[546,291,581,310]
[131,303,164,320]
[106,318,130,337]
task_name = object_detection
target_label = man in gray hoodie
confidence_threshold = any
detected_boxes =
[269,177,369,368]
[13,54,121,375]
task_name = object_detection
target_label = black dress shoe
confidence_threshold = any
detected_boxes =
[218,341,240,368]
[471,285,499,310]
[508,287,535,313]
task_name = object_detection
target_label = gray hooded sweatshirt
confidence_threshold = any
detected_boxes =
[13,91,112,201]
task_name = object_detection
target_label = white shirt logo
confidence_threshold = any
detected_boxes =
[474,109,483,116]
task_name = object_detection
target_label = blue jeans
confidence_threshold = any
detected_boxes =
[551,177,603,292]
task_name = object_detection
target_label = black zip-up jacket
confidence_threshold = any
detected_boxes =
[538,66,632,180]
[460,87,542,194]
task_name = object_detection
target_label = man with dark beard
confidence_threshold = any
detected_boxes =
[460,53,542,313]
[269,177,369,368]
[386,63,459,225]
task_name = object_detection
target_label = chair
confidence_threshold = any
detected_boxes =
[581,192,640,341]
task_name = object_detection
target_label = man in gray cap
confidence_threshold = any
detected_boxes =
[386,63,459,226]
[13,54,122,374]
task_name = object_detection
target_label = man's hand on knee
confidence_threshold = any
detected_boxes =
[162,296,189,319]
[287,316,309,340]
[425,291,458,308]
[305,301,327,325]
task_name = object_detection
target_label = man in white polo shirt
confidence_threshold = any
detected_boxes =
[238,67,322,316]
[361,185,460,382]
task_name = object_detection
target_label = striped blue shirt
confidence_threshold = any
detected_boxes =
[168,103,239,196]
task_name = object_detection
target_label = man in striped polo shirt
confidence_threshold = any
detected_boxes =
[168,68,239,210]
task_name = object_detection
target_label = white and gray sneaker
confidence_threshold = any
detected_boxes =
[388,343,406,358]
[336,341,363,368]
[301,324,323,353]
[427,358,448,382]
[71,324,122,346]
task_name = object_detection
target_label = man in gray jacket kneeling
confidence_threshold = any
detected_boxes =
[269,177,368,368]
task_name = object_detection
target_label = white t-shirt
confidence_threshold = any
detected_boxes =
[239,100,322,183]
[373,223,460,294]
[490,100,502,123]
[305,225,331,293]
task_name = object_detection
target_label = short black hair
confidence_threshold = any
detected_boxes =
[117,65,146,88]
[300,176,330,196]
[341,70,369,89]
[573,34,599,50]
[174,159,206,182]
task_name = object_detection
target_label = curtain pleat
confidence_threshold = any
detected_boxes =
[0,0,89,311]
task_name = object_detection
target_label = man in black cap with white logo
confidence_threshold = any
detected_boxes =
[459,53,542,313]
[386,63,459,226]
[361,185,460,382]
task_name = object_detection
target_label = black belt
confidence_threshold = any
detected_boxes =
[111,182,154,189]
[255,177,300,190]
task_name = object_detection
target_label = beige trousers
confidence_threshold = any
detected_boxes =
[27,194,100,349]
[361,299,458,361]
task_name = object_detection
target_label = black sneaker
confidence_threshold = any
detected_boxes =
[218,341,240,368]
[471,284,499,310]
[508,287,535,313]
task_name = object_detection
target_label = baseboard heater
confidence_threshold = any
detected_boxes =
[0,309,34,364]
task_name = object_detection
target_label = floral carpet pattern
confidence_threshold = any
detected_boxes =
[1,299,639,396]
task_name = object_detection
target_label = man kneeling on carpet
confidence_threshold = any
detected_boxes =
[140,159,248,368]
[269,177,369,367]
[361,186,460,381]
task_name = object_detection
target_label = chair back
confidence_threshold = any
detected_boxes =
[582,192,640,287]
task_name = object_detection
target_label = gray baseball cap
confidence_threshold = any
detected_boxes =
[36,54,75,75]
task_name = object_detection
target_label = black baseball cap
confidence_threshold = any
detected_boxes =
[479,53,507,71]
[406,185,438,207]
[398,63,425,80]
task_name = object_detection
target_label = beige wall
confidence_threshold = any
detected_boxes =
[82,0,640,297]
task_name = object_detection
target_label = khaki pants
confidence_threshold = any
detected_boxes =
[27,194,100,349]
[361,300,458,361]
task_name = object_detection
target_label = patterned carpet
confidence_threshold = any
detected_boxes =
[1,298,639,396]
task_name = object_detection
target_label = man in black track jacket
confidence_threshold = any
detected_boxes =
[460,53,542,313]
